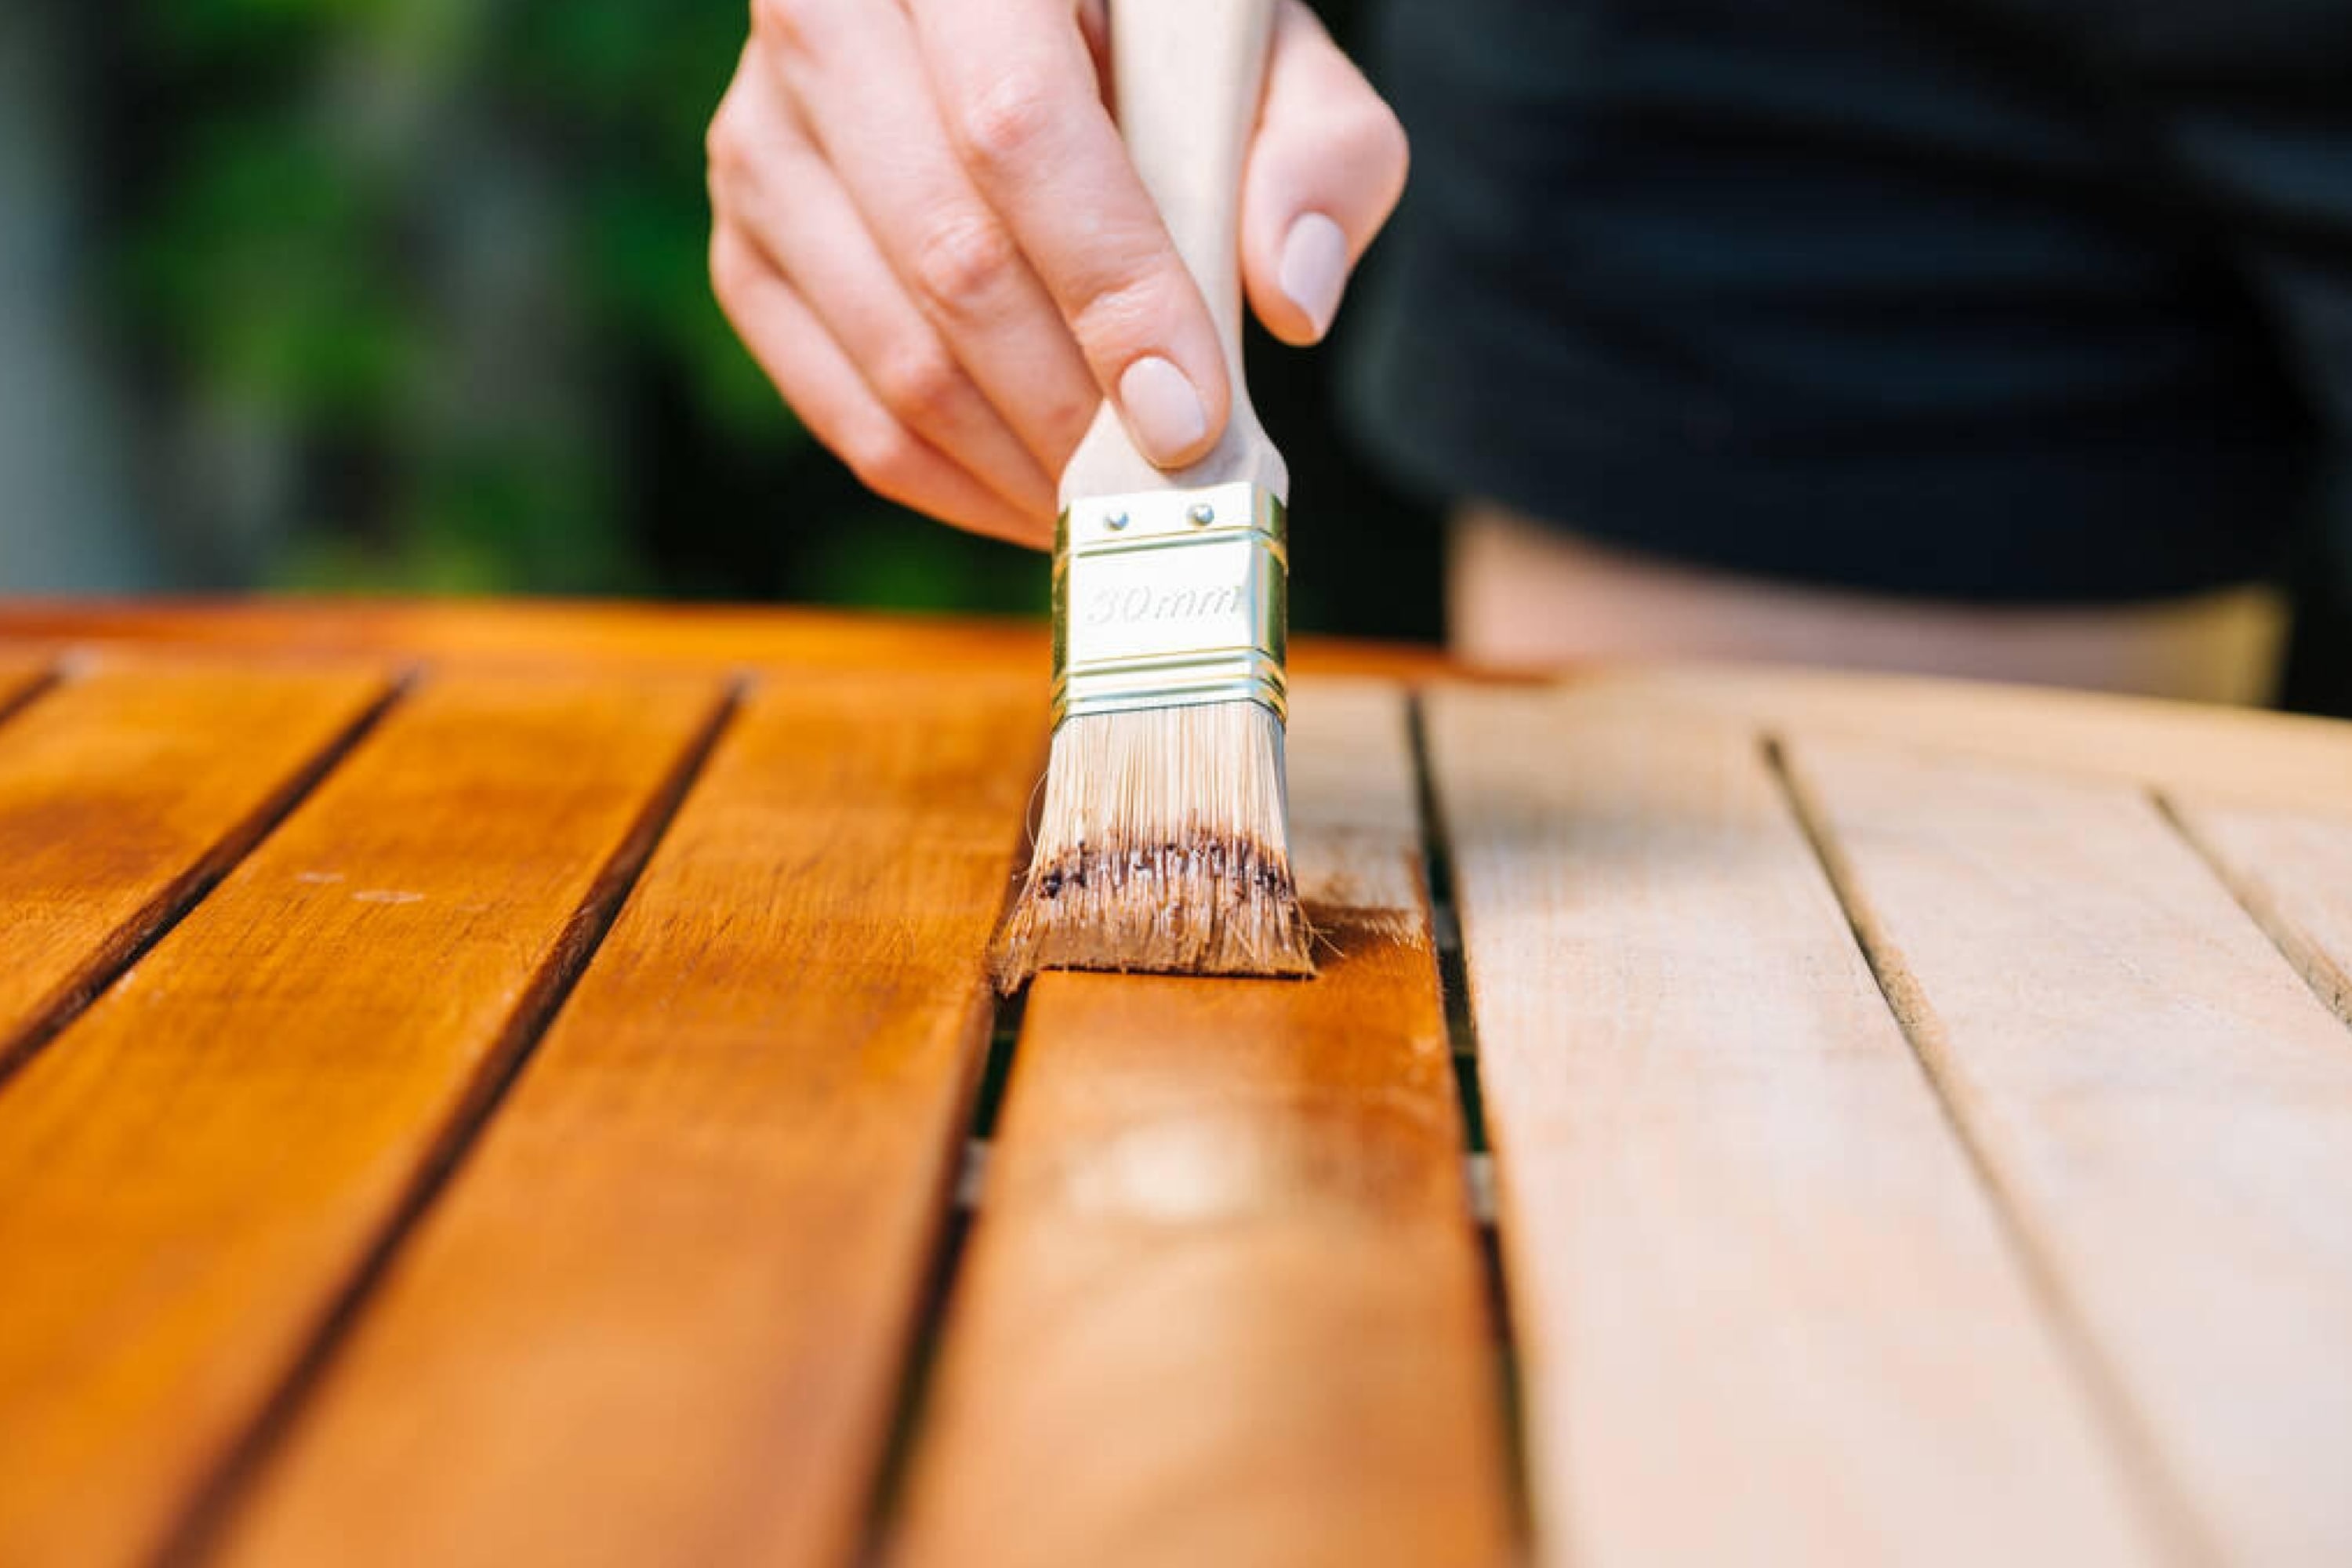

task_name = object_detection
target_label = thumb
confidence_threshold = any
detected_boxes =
[1240,1,1410,348]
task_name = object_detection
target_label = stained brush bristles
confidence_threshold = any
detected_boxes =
[991,700,1313,989]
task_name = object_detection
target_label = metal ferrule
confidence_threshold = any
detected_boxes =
[1051,481,1288,728]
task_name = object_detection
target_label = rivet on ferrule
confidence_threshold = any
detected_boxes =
[1051,481,1289,728]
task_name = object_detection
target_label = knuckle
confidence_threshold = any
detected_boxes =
[704,99,746,177]
[873,340,964,427]
[1064,274,1163,362]
[749,0,831,59]
[1353,98,1411,186]
[747,0,789,44]
[906,211,1022,318]
[841,420,924,498]
[1375,103,1411,177]
[949,68,1064,174]
[757,0,814,51]
[707,231,757,309]
[1034,390,1096,470]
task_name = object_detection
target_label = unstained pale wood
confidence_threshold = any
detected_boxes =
[1592,664,2352,809]
[212,671,1041,1568]
[0,660,390,1073]
[1426,684,2157,1566]
[891,681,1512,1568]
[2165,795,2352,1028]
[0,669,726,1568]
[1782,735,2352,1566]
[0,606,2346,1567]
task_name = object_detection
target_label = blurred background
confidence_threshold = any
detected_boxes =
[1,0,1441,638]
[4,0,2344,706]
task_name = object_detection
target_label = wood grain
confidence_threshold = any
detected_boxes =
[0,599,1449,682]
[890,681,1513,1568]
[2165,795,2352,1028]
[0,669,727,1568]
[1587,665,2352,810]
[0,660,391,1073]
[211,671,1042,1568]
[0,652,53,720]
[1782,734,2352,1566]
[1425,684,2157,1566]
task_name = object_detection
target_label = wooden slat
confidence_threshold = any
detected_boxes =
[1426,684,2156,1566]
[1781,733,2352,1566]
[210,671,1041,1568]
[0,652,52,718]
[0,599,1450,683]
[0,661,391,1073]
[1585,665,2352,810]
[890,681,1514,1568]
[2165,797,2352,1027]
[0,669,727,1568]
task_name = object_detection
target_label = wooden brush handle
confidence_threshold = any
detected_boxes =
[1059,0,1287,505]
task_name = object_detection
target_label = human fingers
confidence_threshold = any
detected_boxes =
[707,53,1058,522]
[902,0,1235,470]
[750,0,1107,476]
[708,224,1048,546]
[1240,0,1409,347]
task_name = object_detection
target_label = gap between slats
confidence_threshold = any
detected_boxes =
[155,677,745,1568]
[847,739,1047,1560]
[920,711,1511,1251]
[0,667,411,1090]
[0,655,65,730]
[866,683,1517,1566]
[887,685,1515,1236]
[855,986,1026,1560]
[2154,794,2352,1032]
[1762,735,2223,1568]
[1405,693,1527,1538]
[851,688,1527,1549]
[718,681,1526,1559]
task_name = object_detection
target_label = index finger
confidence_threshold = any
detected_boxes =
[906,0,1232,470]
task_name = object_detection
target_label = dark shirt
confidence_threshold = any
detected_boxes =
[1345,0,2352,601]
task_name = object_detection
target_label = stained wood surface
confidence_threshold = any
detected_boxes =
[0,652,51,718]
[1426,685,2155,1566]
[0,605,2349,1568]
[890,681,1513,1568]
[1781,735,2352,1566]
[212,671,1042,1568]
[0,669,727,1568]
[0,598,1448,682]
[0,660,390,1074]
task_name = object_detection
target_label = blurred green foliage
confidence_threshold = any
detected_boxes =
[108,0,1442,633]
[84,1,2352,700]
[121,0,784,592]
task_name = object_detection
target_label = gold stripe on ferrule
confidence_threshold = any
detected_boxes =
[1051,481,1289,727]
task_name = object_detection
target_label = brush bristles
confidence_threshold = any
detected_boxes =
[991,701,1313,989]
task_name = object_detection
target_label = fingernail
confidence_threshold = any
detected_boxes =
[1279,212,1350,339]
[1118,355,1208,466]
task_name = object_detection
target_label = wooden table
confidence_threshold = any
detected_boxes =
[2,600,2348,1568]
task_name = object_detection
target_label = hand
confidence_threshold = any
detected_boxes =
[706,0,1409,547]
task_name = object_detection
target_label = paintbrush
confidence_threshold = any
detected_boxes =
[990,0,1312,989]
